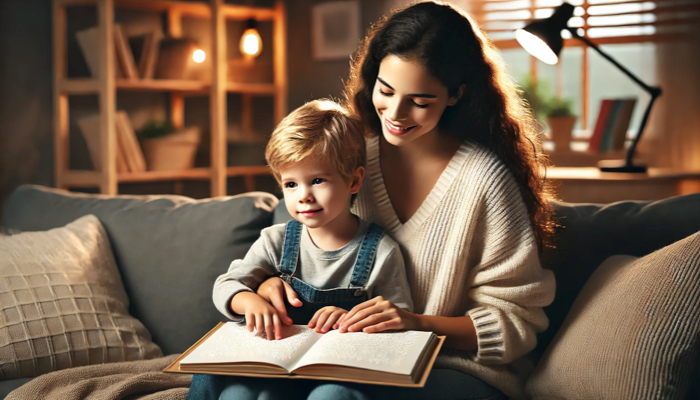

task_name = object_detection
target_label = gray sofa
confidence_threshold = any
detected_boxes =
[1,184,700,399]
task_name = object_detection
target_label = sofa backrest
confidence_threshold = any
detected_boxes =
[1,185,278,355]
[537,194,700,357]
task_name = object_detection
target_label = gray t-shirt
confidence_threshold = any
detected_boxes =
[213,219,413,321]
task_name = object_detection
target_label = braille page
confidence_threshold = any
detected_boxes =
[293,330,434,375]
[180,322,322,371]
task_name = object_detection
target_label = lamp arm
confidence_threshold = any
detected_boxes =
[565,28,659,96]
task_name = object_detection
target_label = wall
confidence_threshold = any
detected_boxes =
[0,0,391,210]
[1,0,699,212]
[0,0,54,209]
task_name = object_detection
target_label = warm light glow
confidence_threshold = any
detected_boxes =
[193,49,206,63]
[515,29,559,64]
[240,28,262,57]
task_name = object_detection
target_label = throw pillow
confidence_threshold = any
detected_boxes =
[526,230,700,400]
[0,215,162,380]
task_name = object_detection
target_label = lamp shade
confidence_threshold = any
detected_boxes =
[515,2,574,64]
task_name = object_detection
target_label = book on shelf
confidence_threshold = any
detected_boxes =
[76,114,128,173]
[588,98,637,152]
[114,24,139,80]
[76,27,99,78]
[164,322,444,388]
[129,31,161,79]
[115,111,147,172]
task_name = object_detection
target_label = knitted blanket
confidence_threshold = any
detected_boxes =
[5,355,191,400]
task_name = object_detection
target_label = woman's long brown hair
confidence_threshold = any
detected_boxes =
[344,1,558,252]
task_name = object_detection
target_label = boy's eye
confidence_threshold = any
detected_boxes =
[312,178,325,185]
[284,182,297,189]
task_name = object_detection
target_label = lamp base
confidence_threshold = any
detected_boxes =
[598,159,647,173]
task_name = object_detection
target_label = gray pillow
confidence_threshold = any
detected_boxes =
[0,215,162,380]
[1,185,278,355]
[527,229,700,399]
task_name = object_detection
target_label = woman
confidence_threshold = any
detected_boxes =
[191,2,557,399]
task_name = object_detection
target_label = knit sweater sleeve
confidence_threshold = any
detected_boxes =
[465,163,555,365]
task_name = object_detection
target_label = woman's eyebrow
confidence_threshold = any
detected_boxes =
[377,77,437,99]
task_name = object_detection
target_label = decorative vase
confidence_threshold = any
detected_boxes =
[142,127,200,171]
[547,116,577,152]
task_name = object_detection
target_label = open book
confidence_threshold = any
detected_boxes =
[164,322,444,387]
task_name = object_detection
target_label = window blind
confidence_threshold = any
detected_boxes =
[467,0,700,47]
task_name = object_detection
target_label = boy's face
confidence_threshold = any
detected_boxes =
[280,158,364,231]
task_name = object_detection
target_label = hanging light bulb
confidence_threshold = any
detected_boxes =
[240,19,262,58]
[192,49,206,63]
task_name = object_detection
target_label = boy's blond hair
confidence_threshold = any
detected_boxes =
[265,99,365,185]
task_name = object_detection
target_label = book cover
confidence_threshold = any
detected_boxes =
[137,32,161,79]
[114,24,139,80]
[164,322,444,388]
[77,114,128,173]
[610,98,637,151]
[588,99,613,152]
[598,100,624,152]
[76,27,99,78]
[116,111,147,172]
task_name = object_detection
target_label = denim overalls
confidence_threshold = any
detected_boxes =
[280,219,385,325]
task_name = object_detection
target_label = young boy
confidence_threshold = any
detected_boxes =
[212,99,413,340]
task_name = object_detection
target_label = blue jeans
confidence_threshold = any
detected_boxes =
[187,369,505,400]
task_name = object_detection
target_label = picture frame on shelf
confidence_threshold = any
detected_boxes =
[311,1,360,61]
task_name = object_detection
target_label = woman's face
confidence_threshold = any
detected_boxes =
[372,54,460,147]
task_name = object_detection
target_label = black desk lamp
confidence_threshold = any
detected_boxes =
[515,2,662,173]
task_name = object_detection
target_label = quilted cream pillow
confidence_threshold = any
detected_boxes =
[0,215,162,380]
[526,230,700,400]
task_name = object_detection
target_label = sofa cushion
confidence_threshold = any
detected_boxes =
[537,194,700,357]
[526,229,700,400]
[0,215,162,380]
[0,185,278,355]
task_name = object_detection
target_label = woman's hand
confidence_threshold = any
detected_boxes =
[308,306,348,333]
[338,296,420,333]
[256,276,302,325]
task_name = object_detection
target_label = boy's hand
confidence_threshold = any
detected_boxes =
[231,292,283,340]
[308,306,348,333]
[256,277,302,325]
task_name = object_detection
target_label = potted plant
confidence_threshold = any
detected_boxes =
[138,120,201,171]
[518,75,550,124]
[545,96,577,153]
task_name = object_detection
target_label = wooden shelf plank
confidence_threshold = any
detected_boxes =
[60,170,103,187]
[118,168,212,183]
[113,0,276,20]
[59,79,100,94]
[226,82,276,95]
[226,165,271,177]
[117,79,209,92]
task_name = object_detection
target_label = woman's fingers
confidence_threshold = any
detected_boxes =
[339,297,382,331]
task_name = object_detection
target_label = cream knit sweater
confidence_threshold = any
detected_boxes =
[352,137,556,400]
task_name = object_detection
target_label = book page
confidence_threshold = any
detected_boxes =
[293,330,434,375]
[180,322,322,371]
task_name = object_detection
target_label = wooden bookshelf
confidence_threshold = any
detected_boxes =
[52,0,286,196]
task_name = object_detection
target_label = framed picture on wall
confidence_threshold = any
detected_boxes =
[311,1,360,61]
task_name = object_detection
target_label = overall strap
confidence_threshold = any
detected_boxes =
[280,219,303,276]
[349,223,385,287]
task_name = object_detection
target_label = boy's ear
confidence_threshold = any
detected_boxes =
[350,166,365,194]
[447,84,466,106]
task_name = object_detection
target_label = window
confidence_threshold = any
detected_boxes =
[467,0,698,137]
